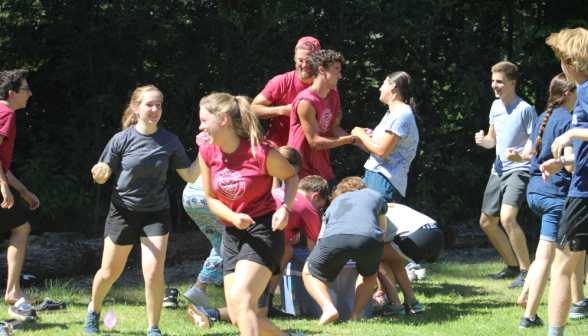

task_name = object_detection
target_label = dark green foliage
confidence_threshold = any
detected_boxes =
[0,0,586,235]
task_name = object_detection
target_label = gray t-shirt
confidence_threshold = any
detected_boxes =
[100,125,191,211]
[489,98,537,176]
[321,188,387,241]
[364,105,419,196]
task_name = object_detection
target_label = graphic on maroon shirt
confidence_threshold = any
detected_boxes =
[213,169,246,200]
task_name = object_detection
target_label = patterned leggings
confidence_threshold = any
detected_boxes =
[182,185,225,285]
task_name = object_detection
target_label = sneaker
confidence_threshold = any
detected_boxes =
[0,322,11,336]
[33,297,67,314]
[508,270,528,289]
[519,315,544,329]
[147,326,162,336]
[407,270,418,281]
[183,286,213,309]
[187,304,211,330]
[83,309,100,335]
[267,305,295,317]
[372,290,388,309]
[377,304,406,317]
[405,262,421,271]
[3,320,23,333]
[569,299,588,319]
[488,267,519,279]
[163,288,178,309]
[7,307,36,322]
[415,268,427,280]
[404,298,423,314]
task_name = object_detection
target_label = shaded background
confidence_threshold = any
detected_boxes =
[1,0,587,237]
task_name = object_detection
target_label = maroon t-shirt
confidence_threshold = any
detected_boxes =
[0,104,16,174]
[200,137,277,226]
[272,187,320,243]
[287,87,340,180]
[261,70,311,148]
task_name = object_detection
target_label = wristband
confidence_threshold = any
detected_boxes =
[281,204,290,213]
[562,156,566,166]
[351,137,356,144]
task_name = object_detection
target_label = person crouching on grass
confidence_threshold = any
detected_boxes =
[84,85,201,336]
[302,177,387,325]
[198,93,303,336]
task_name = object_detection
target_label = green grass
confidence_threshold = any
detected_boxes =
[5,259,588,335]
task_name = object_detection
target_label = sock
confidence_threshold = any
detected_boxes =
[206,308,220,323]
[508,265,520,272]
[573,299,587,306]
[194,287,206,294]
[529,315,536,322]
[269,294,275,306]
[548,325,565,336]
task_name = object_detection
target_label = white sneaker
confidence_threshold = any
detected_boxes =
[415,268,426,280]
[183,286,213,309]
[407,269,418,281]
[405,262,421,271]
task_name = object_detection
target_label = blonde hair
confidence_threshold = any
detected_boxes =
[330,176,367,201]
[546,28,588,75]
[491,61,519,82]
[200,93,266,157]
[121,85,163,130]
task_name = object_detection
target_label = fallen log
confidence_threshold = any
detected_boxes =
[0,231,212,282]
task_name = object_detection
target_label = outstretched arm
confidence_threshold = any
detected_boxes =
[552,128,588,159]
[176,153,201,183]
[352,128,400,159]
[298,100,353,150]
[250,93,291,119]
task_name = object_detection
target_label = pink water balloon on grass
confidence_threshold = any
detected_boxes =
[104,310,117,328]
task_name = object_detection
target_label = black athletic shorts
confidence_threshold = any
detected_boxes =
[393,225,444,263]
[557,197,588,252]
[307,234,384,282]
[0,188,28,234]
[104,202,171,246]
[222,211,285,276]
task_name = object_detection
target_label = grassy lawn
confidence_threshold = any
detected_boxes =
[4,250,587,335]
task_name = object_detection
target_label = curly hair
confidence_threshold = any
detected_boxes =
[309,50,345,78]
[0,69,28,100]
[546,28,588,76]
[330,176,367,201]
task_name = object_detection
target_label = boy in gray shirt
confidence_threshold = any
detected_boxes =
[474,61,537,288]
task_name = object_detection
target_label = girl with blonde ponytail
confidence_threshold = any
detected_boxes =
[84,85,201,336]
[504,73,580,327]
[196,93,300,336]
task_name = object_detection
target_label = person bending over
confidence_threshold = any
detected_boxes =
[302,177,387,325]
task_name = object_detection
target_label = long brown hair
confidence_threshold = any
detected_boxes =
[533,73,576,157]
[199,93,266,157]
[387,71,423,139]
[121,85,163,130]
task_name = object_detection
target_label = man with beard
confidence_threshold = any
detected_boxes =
[251,37,320,147]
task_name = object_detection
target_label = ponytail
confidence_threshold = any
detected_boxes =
[121,85,163,130]
[387,71,423,140]
[200,93,267,158]
[533,73,575,157]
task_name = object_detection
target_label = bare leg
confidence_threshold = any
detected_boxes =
[89,237,133,313]
[571,250,586,303]
[548,244,583,327]
[380,243,415,303]
[5,222,38,304]
[193,282,208,291]
[258,243,293,317]
[500,205,530,271]
[141,234,168,330]
[480,212,518,267]
[518,261,535,309]
[226,260,289,336]
[524,240,555,319]
[302,262,338,325]
[350,273,378,321]
[377,262,401,307]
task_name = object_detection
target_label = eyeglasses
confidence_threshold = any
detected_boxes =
[295,58,310,64]
[19,87,31,93]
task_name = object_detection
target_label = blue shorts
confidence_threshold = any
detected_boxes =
[362,169,402,203]
[527,193,565,242]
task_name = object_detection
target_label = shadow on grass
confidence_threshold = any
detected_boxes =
[412,282,497,299]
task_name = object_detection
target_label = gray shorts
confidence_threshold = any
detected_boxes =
[481,170,529,217]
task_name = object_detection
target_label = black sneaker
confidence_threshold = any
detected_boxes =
[508,270,528,289]
[33,298,67,314]
[4,319,24,333]
[519,315,544,329]
[8,306,36,321]
[267,305,295,318]
[163,288,178,309]
[488,267,519,279]
[0,322,10,336]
